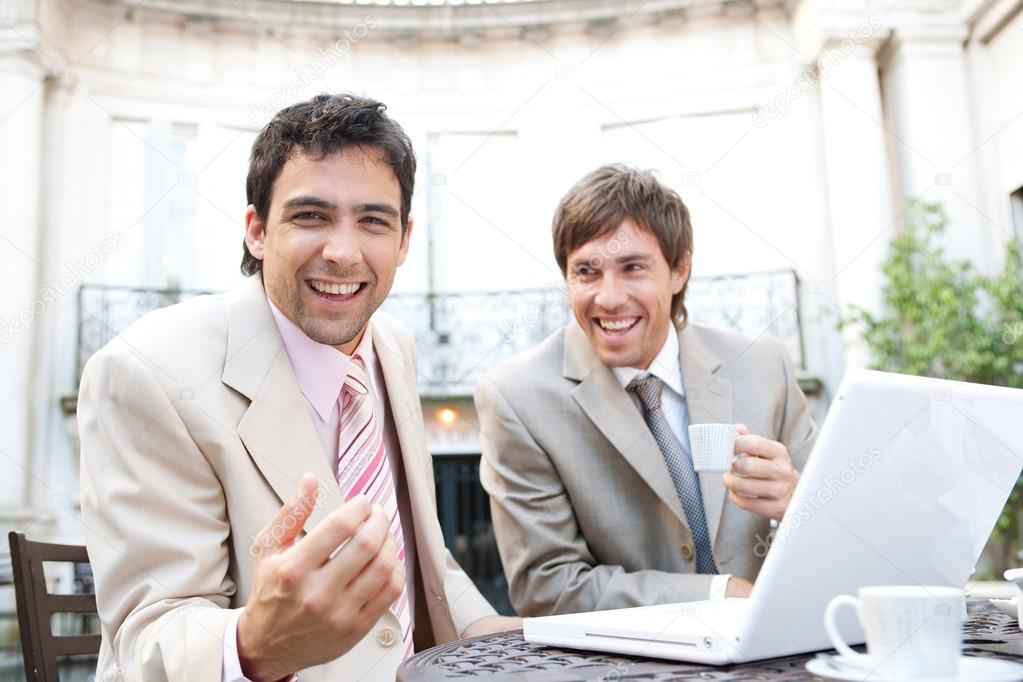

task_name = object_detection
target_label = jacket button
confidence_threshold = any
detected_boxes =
[681,543,694,561]
[377,627,397,648]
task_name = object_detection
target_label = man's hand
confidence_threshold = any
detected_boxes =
[461,615,524,639]
[725,577,753,597]
[237,474,405,681]
[721,424,799,521]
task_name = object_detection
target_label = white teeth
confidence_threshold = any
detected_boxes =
[599,318,638,331]
[311,281,360,295]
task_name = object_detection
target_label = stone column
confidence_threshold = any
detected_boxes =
[0,49,46,514]
[816,39,898,369]
[880,24,995,270]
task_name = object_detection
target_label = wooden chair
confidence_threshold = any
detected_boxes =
[8,531,101,682]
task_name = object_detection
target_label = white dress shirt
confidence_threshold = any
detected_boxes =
[611,325,731,600]
[223,302,418,681]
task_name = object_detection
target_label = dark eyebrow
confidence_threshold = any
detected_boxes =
[568,257,599,270]
[614,254,653,264]
[282,196,337,211]
[568,253,652,269]
[354,203,399,218]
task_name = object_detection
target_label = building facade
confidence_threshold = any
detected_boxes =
[1,0,1021,635]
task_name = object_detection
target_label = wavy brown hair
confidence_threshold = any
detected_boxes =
[552,164,694,324]
[241,93,416,276]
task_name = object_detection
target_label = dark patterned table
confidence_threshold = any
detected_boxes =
[399,601,1023,681]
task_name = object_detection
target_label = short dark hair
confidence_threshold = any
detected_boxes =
[241,93,416,276]
[552,164,694,325]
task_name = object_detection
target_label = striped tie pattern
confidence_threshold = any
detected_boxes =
[337,354,413,660]
[628,375,719,574]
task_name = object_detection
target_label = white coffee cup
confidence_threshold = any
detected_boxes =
[688,423,737,473]
[1003,567,1023,630]
[824,586,966,679]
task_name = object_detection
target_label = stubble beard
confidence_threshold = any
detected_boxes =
[272,266,382,348]
[296,282,379,348]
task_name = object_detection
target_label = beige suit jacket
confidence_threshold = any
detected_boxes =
[78,275,495,681]
[475,321,817,617]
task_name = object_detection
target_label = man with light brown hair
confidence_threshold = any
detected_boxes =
[475,164,817,616]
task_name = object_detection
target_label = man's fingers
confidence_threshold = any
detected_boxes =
[255,473,320,555]
[734,433,787,460]
[324,504,390,578]
[725,433,796,522]
[296,473,319,515]
[358,555,406,620]
[295,497,375,569]
[344,533,403,608]
[729,489,785,521]
[731,454,780,479]
[723,472,786,499]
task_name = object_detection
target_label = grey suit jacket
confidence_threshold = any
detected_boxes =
[79,275,494,682]
[475,321,817,617]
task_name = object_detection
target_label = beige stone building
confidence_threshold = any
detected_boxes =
[1,0,1021,664]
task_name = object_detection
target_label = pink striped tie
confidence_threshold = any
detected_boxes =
[337,354,413,660]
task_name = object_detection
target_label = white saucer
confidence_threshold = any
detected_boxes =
[805,654,1023,681]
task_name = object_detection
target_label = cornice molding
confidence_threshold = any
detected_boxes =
[82,0,787,39]
[0,42,49,79]
[1,0,69,78]
[961,0,1023,43]
[790,0,977,66]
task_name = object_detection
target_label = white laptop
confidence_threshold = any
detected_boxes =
[524,369,1023,664]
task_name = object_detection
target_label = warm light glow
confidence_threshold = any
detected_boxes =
[437,407,459,425]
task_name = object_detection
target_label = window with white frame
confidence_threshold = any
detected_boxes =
[107,118,254,292]
[420,131,553,293]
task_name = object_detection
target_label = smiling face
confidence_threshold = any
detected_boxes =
[244,145,411,354]
[567,217,690,370]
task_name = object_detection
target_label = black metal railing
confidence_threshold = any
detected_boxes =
[74,269,804,397]
[74,284,215,384]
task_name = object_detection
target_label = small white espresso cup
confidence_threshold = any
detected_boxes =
[1003,567,1023,629]
[687,423,737,473]
[824,586,966,679]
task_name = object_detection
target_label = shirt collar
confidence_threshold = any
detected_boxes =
[611,324,684,398]
[267,296,375,421]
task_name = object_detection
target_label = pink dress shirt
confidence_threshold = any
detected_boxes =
[222,300,418,681]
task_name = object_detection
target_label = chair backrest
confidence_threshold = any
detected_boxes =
[8,531,101,682]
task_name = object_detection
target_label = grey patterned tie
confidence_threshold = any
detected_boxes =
[628,375,718,574]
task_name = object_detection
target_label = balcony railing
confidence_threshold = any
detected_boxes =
[73,269,804,398]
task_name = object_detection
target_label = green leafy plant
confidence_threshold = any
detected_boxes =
[845,201,1023,576]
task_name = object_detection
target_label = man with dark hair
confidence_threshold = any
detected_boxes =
[476,164,817,617]
[79,94,516,682]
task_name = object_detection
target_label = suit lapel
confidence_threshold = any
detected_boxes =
[373,318,438,549]
[223,276,341,532]
[678,324,734,549]
[564,323,688,527]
